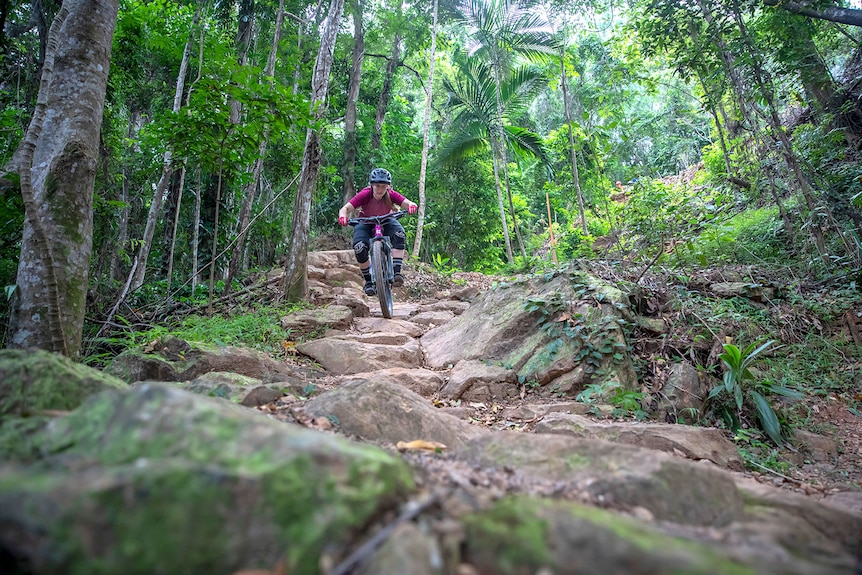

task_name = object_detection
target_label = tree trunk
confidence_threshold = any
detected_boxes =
[283,0,345,301]
[109,114,134,282]
[370,2,403,156]
[7,0,118,356]
[560,51,586,235]
[226,0,286,294]
[342,0,365,204]
[490,133,514,264]
[165,167,186,298]
[230,0,255,125]
[208,153,225,316]
[412,0,438,257]
[192,167,202,291]
[728,0,838,265]
[491,58,524,260]
[128,10,199,291]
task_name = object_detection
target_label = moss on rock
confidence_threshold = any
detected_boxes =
[0,348,126,420]
[0,384,414,574]
[464,496,758,575]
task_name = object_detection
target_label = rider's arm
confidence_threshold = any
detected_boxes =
[338,202,355,220]
[399,198,416,212]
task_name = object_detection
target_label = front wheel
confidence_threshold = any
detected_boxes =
[371,240,393,318]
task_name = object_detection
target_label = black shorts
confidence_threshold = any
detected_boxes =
[352,220,406,250]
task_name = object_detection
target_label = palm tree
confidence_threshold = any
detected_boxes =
[439,54,549,262]
[449,0,556,262]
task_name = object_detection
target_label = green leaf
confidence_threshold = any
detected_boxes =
[740,340,777,368]
[733,382,743,411]
[708,384,724,399]
[723,371,735,393]
[750,391,783,446]
[764,385,804,400]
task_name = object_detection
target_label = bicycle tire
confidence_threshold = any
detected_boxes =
[371,240,393,318]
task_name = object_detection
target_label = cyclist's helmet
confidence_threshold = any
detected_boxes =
[369,167,392,184]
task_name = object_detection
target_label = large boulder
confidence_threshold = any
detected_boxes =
[420,267,638,394]
[456,432,742,527]
[0,349,126,418]
[462,496,855,575]
[534,412,743,470]
[0,350,127,462]
[0,383,414,575]
[304,379,486,449]
[104,336,317,384]
[296,333,422,374]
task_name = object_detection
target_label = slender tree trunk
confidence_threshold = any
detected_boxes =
[226,0,286,293]
[208,153,225,316]
[412,0,437,257]
[283,0,345,301]
[109,116,133,281]
[7,0,118,356]
[192,167,202,291]
[490,57,524,260]
[128,10,199,291]
[165,167,186,298]
[370,2,403,157]
[560,52,586,235]
[490,133,514,264]
[230,0,255,124]
[727,0,837,265]
[342,0,365,203]
[501,154,526,259]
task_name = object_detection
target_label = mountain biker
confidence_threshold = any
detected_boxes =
[337,167,418,296]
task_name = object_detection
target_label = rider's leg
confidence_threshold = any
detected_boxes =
[352,224,375,295]
[385,222,407,287]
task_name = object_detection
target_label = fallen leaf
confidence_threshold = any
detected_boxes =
[396,439,447,452]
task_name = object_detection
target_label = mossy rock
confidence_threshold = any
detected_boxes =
[420,266,638,391]
[0,384,415,574]
[464,496,767,575]
[0,349,126,419]
[104,336,304,384]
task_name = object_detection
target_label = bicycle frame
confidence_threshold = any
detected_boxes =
[370,224,393,284]
[347,211,409,318]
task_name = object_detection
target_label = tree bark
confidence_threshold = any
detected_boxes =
[560,51,586,235]
[7,0,118,356]
[370,2,404,156]
[283,0,345,301]
[490,132,514,264]
[342,0,365,204]
[128,10,199,292]
[764,0,862,28]
[226,0,286,294]
[728,0,838,265]
[412,0,438,257]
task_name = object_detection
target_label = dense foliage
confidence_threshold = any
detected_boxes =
[1,1,860,434]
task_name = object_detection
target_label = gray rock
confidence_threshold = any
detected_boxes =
[281,304,354,333]
[0,383,414,575]
[439,360,517,401]
[534,412,743,470]
[296,333,421,374]
[304,379,486,448]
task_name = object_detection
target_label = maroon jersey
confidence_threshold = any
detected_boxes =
[348,186,406,217]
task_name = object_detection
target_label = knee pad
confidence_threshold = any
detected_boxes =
[353,241,369,264]
[391,229,406,250]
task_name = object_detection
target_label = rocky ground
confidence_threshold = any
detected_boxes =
[2,249,860,575]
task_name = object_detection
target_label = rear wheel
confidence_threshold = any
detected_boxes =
[371,241,393,318]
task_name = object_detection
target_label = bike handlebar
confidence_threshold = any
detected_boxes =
[347,211,410,226]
